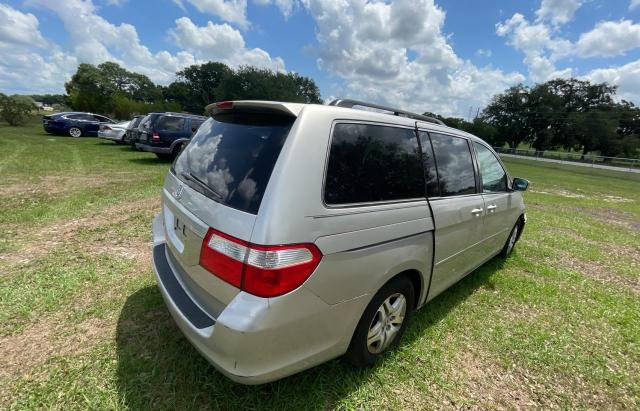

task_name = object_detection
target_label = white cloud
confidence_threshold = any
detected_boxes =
[475,49,492,57]
[496,13,572,82]
[302,0,524,117]
[103,0,128,6]
[576,20,640,58]
[176,0,249,28]
[630,0,640,11]
[170,17,285,70]
[536,0,582,26]
[0,3,46,48]
[583,59,640,103]
[253,0,297,18]
[18,0,283,91]
[0,4,72,94]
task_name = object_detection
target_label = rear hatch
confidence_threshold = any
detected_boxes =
[161,103,299,315]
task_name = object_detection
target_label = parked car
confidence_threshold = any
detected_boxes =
[135,112,207,160]
[42,112,115,137]
[123,115,144,146]
[150,99,529,384]
[131,114,151,150]
[98,121,130,143]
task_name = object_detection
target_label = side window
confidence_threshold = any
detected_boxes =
[418,131,440,197]
[191,119,204,133]
[157,116,185,132]
[324,123,425,205]
[430,133,476,197]
[474,142,508,192]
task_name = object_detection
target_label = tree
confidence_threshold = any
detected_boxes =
[162,80,204,114]
[1,95,36,126]
[481,84,530,148]
[28,94,66,105]
[65,62,166,115]
[65,63,108,113]
[214,66,323,103]
[176,62,232,107]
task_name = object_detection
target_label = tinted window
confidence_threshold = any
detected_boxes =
[68,114,93,121]
[324,123,424,205]
[418,131,440,197]
[474,142,507,192]
[157,116,185,132]
[430,133,476,197]
[173,113,294,215]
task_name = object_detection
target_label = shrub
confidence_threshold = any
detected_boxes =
[1,95,36,126]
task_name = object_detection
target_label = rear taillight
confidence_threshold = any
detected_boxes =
[199,228,322,298]
[101,125,112,131]
[152,132,160,141]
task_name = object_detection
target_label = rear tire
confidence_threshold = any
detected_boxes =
[346,276,414,368]
[500,220,522,258]
[68,127,82,138]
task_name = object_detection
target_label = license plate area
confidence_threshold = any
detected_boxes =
[162,200,207,267]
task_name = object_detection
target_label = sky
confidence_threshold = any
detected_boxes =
[0,0,639,117]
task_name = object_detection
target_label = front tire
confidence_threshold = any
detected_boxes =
[346,276,414,367]
[68,127,82,138]
[500,220,522,258]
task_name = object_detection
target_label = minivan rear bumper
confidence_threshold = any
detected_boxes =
[151,213,367,384]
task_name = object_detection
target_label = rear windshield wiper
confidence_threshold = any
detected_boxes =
[180,172,224,201]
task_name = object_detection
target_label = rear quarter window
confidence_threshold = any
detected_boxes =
[324,123,425,205]
[173,113,294,215]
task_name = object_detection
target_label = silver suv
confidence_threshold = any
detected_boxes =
[151,99,528,384]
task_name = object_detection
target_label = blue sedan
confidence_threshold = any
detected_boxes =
[42,112,115,137]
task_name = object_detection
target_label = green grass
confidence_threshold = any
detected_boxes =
[1,122,639,409]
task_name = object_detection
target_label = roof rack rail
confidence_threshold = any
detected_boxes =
[328,99,445,126]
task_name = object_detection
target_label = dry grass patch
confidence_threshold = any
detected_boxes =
[0,196,160,268]
[558,252,639,294]
[0,316,113,382]
[0,174,134,198]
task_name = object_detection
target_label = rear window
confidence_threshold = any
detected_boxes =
[156,116,185,132]
[173,113,294,215]
[129,117,142,128]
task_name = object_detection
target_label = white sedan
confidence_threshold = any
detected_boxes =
[98,121,130,143]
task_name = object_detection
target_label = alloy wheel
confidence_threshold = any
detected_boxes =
[367,293,407,354]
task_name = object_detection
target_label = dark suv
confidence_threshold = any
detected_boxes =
[135,112,207,159]
[43,112,114,137]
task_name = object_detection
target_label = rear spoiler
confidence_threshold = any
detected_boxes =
[205,101,304,117]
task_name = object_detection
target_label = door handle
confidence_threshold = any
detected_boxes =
[471,208,483,215]
[487,204,497,212]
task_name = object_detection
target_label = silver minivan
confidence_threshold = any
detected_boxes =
[151,99,528,384]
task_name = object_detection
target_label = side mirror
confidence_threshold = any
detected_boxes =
[512,177,529,192]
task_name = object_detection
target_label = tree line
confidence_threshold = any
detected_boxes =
[63,61,322,119]
[2,61,639,158]
[427,78,640,159]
